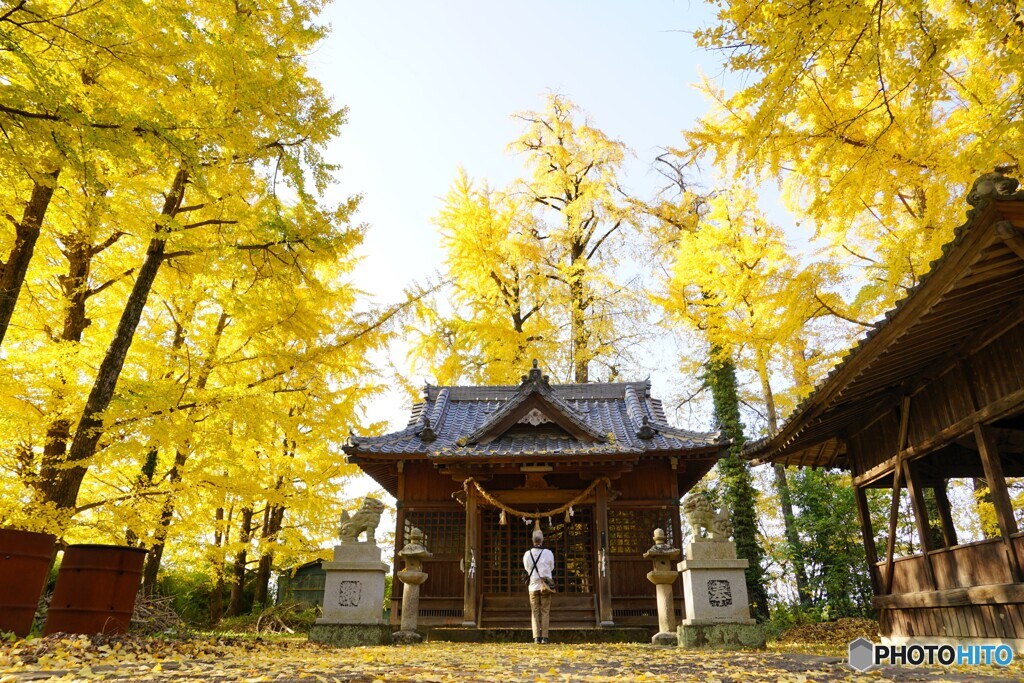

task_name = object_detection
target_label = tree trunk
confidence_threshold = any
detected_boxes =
[141,449,186,593]
[209,506,226,624]
[706,348,770,621]
[227,507,254,617]
[0,170,60,348]
[141,311,228,593]
[37,237,103,499]
[37,169,188,513]
[568,247,589,383]
[772,465,811,605]
[756,351,810,607]
[253,503,285,607]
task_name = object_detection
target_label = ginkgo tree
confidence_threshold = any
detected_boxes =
[0,0,403,614]
[412,94,651,384]
[411,170,558,385]
[684,0,1023,319]
[655,184,855,613]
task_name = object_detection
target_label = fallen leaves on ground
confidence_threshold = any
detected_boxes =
[770,618,880,656]
[1,634,1021,682]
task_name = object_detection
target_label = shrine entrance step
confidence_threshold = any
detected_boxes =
[425,626,654,644]
[478,592,597,629]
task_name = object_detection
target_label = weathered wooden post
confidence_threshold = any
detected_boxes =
[644,527,681,646]
[393,527,433,644]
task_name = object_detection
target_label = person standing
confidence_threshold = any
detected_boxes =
[523,529,555,644]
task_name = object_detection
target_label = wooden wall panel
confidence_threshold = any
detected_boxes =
[609,559,656,597]
[402,461,460,502]
[851,410,901,476]
[616,461,674,500]
[973,323,1024,408]
[419,561,463,598]
[886,556,932,594]
[929,539,1013,589]
[907,371,975,446]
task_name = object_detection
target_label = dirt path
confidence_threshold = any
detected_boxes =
[2,636,1021,682]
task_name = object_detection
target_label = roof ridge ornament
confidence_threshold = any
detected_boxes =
[966,167,1020,207]
[418,414,437,443]
[637,415,657,440]
[520,359,551,391]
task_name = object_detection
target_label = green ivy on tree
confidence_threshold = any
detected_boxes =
[705,350,770,621]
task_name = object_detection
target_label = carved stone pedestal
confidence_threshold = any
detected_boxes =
[677,541,764,650]
[309,542,390,647]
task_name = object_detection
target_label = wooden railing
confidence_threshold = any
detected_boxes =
[871,535,1024,640]
[875,534,1023,596]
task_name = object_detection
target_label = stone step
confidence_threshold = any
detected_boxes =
[425,626,655,644]
[482,594,595,609]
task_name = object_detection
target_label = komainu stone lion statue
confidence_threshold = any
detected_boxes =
[338,496,386,544]
[682,494,733,542]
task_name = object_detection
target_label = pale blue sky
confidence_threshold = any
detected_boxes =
[314,0,733,295]
[309,1,786,431]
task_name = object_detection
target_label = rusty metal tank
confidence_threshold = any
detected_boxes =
[44,544,148,635]
[0,528,56,637]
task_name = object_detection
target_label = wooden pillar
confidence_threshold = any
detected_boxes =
[882,396,912,595]
[853,484,881,596]
[595,478,614,626]
[669,460,683,620]
[933,481,958,548]
[903,458,937,589]
[974,423,1023,583]
[392,463,406,627]
[462,484,479,626]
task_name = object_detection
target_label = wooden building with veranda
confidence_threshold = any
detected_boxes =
[747,171,1024,649]
[344,362,727,629]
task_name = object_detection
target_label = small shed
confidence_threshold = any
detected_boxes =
[275,560,326,608]
[746,171,1024,650]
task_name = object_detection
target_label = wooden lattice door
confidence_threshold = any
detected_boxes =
[479,507,594,594]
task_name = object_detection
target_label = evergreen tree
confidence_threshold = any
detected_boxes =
[789,469,875,618]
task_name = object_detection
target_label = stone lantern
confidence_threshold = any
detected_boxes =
[644,527,681,646]
[392,527,433,645]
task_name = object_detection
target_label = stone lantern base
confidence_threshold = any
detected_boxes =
[677,623,765,650]
[391,630,423,645]
[676,541,765,650]
[308,542,391,647]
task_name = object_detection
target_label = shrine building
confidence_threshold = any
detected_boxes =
[747,171,1024,650]
[344,362,728,630]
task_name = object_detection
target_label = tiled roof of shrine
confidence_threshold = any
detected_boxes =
[345,362,726,460]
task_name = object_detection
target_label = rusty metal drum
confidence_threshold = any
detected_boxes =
[0,529,56,637]
[44,544,147,635]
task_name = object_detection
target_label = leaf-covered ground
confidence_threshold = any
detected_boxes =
[2,635,1023,683]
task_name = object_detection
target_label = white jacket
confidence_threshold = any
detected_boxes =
[522,546,554,592]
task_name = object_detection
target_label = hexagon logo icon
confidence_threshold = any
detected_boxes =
[848,637,875,672]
